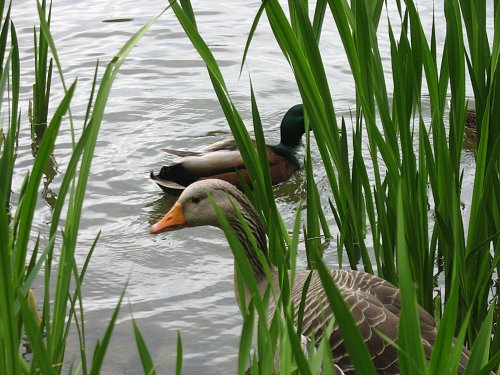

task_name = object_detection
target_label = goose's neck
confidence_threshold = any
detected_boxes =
[228,213,270,280]
[226,198,278,309]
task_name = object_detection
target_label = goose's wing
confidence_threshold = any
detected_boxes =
[291,270,437,374]
[339,270,438,344]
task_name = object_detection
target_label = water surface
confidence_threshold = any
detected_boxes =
[10,1,489,373]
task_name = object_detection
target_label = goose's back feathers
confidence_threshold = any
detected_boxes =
[291,269,443,374]
[464,109,477,141]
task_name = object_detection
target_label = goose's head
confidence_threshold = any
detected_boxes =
[150,179,257,234]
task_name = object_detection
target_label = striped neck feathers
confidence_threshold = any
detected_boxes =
[226,197,269,279]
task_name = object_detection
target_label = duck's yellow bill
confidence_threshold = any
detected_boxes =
[150,202,186,234]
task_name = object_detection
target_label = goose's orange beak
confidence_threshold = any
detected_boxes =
[150,202,186,234]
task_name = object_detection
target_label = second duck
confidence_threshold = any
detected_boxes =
[150,104,306,194]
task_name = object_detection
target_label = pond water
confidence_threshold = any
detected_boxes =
[9,1,491,374]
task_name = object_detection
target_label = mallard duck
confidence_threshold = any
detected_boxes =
[150,179,471,374]
[150,104,305,194]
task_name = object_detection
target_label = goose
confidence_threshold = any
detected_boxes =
[149,179,471,374]
[150,104,306,194]
[464,109,477,141]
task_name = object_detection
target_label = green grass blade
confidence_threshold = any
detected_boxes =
[17,289,54,375]
[0,210,17,375]
[50,9,165,362]
[14,81,76,285]
[22,234,53,295]
[210,195,264,315]
[89,285,126,375]
[428,247,466,374]
[314,257,377,374]
[284,307,313,375]
[170,1,227,91]
[304,133,322,267]
[312,0,327,41]
[238,302,254,375]
[175,331,183,375]
[63,231,101,375]
[239,2,266,76]
[395,181,427,374]
[132,318,157,375]
[464,305,495,375]
[478,351,500,375]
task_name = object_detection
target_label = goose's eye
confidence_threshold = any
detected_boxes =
[191,196,201,204]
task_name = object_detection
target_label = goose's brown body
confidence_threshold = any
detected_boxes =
[464,109,477,141]
[290,270,438,374]
[150,179,471,374]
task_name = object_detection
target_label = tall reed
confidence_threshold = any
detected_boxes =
[169,0,499,373]
[29,0,52,141]
[0,2,166,373]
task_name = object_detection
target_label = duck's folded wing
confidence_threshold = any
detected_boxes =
[177,150,247,176]
[198,138,240,153]
[161,148,201,157]
[161,138,240,157]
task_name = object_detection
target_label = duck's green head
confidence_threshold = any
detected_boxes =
[280,104,306,148]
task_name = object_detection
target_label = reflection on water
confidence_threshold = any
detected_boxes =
[30,127,59,210]
[273,169,307,203]
[147,193,178,224]
[9,0,490,374]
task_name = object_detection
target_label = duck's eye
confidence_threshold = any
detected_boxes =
[191,196,201,204]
